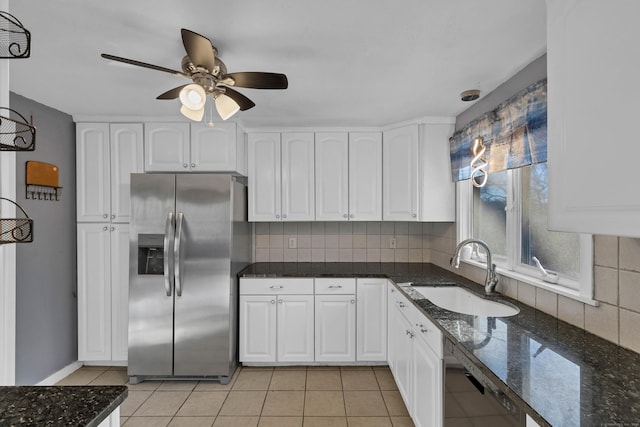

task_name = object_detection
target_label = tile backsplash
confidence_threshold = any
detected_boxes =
[252,222,640,355]
[253,222,454,264]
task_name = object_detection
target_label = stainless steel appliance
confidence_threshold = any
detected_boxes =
[128,173,250,384]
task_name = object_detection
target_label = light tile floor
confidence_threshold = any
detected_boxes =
[57,365,414,427]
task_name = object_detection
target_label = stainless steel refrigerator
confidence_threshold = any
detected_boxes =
[128,173,250,384]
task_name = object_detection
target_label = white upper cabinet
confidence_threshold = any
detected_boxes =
[349,132,382,221]
[281,133,315,221]
[76,123,143,223]
[248,133,282,221]
[248,132,315,221]
[144,123,190,172]
[190,122,247,173]
[315,132,349,220]
[547,0,640,237]
[419,123,455,221]
[145,122,247,174]
[109,124,144,223]
[383,125,419,221]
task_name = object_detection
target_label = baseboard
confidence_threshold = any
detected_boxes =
[37,361,83,385]
[83,360,127,367]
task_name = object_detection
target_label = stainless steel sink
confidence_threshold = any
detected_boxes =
[411,286,520,317]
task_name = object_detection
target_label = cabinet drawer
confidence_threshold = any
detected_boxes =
[410,305,442,358]
[240,278,314,295]
[390,289,413,321]
[315,278,356,294]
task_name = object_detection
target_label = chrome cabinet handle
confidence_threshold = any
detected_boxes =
[269,285,284,289]
[420,328,429,334]
[398,302,405,308]
[174,212,184,297]
[163,212,174,297]
[328,285,343,289]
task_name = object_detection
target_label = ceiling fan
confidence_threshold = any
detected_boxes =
[101,28,288,123]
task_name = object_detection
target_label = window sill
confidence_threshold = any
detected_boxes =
[461,259,600,307]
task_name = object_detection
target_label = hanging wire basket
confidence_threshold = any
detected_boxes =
[0,107,36,151]
[0,197,33,244]
[0,11,30,58]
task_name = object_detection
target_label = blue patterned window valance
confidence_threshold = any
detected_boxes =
[449,78,547,182]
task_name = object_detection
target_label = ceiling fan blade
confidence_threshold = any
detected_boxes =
[157,85,190,100]
[225,72,288,89]
[222,87,256,111]
[181,28,216,72]
[101,53,188,78]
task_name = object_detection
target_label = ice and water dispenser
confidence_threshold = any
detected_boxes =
[137,234,164,275]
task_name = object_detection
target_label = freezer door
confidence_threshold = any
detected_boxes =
[173,174,234,376]
[128,173,176,376]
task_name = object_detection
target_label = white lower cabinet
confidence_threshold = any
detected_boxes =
[356,278,387,361]
[387,283,443,427]
[77,223,129,362]
[315,294,356,362]
[239,278,314,363]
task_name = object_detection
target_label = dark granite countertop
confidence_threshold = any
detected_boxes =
[240,262,640,426]
[0,385,127,426]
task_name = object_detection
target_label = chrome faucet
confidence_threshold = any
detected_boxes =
[450,238,498,294]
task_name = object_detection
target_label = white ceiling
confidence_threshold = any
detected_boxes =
[8,0,546,128]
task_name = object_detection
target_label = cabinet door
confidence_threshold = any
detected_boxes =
[391,307,414,413]
[110,224,130,361]
[383,125,419,221]
[77,223,111,361]
[190,122,239,172]
[413,336,443,427]
[315,294,356,362]
[277,294,315,362]
[144,123,190,172]
[419,123,455,222]
[110,123,143,223]
[239,295,277,362]
[76,123,110,222]
[281,133,315,221]
[356,278,387,361]
[547,0,640,236]
[248,133,282,221]
[349,132,382,221]
[315,132,349,220]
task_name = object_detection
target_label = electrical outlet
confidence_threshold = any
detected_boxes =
[389,237,397,249]
[288,237,297,249]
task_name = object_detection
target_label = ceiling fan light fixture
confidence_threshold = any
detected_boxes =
[179,83,206,110]
[215,94,241,120]
[180,104,205,122]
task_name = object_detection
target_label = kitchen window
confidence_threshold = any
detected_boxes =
[457,164,594,303]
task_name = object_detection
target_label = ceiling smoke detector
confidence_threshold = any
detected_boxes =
[460,89,481,102]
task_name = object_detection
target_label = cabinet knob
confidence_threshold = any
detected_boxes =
[271,300,276,304]
[103,214,108,218]
[349,214,355,218]
[343,214,348,218]
[183,163,188,168]
[350,299,355,304]
[111,214,115,219]
[275,214,280,219]
[191,163,196,168]
[282,214,287,219]
[110,227,115,232]
[412,213,417,218]
[278,299,283,304]
[103,226,108,231]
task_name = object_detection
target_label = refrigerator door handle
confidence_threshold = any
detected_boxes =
[174,211,184,297]
[163,212,174,297]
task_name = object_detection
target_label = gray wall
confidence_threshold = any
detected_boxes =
[11,93,77,385]
[455,54,547,131]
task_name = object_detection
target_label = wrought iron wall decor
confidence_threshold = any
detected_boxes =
[0,197,33,244]
[25,161,62,200]
[0,107,36,151]
[449,78,547,182]
[0,11,30,58]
